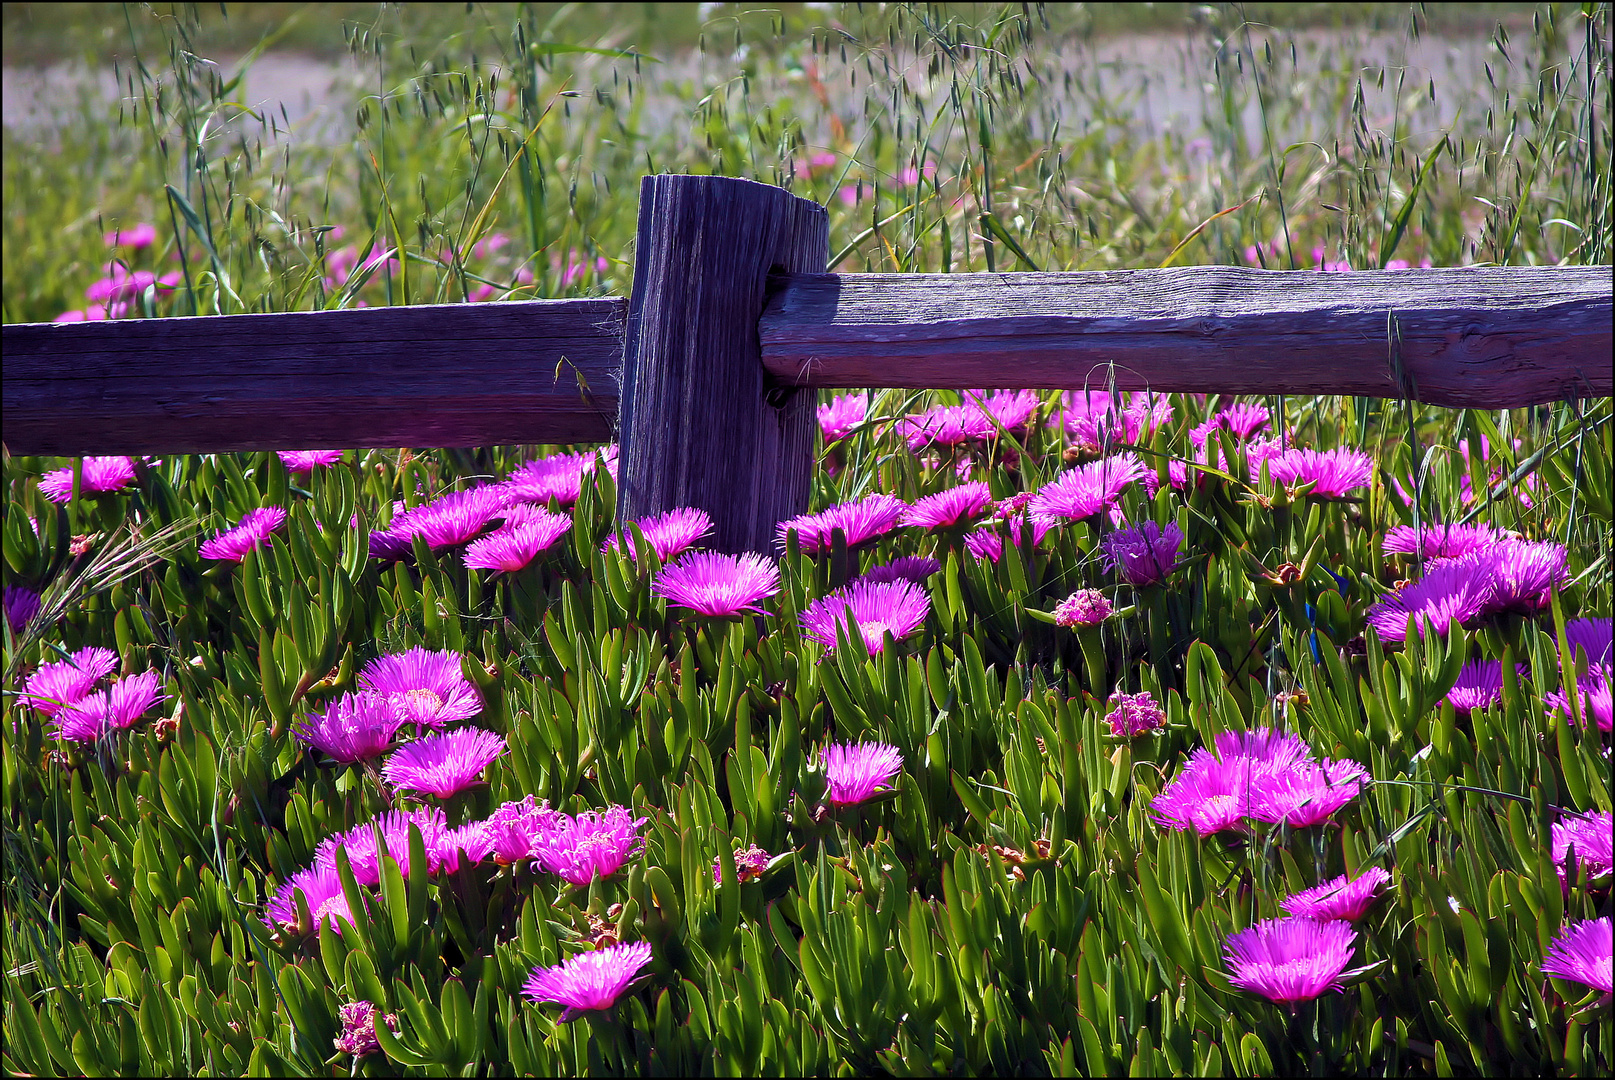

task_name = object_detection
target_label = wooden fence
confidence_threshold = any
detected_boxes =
[5,175,1611,553]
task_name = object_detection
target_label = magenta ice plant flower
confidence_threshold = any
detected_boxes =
[966,389,1041,436]
[1251,757,1370,828]
[1564,617,1613,671]
[293,691,406,764]
[1153,729,1359,835]
[499,451,604,507]
[1055,589,1113,627]
[1063,392,1172,453]
[855,556,941,586]
[21,647,118,717]
[1382,523,1501,560]
[821,741,903,805]
[1101,521,1184,587]
[531,806,649,886]
[473,796,560,866]
[381,726,506,798]
[199,506,287,562]
[714,845,772,885]
[1224,917,1362,1006]
[1028,454,1146,523]
[604,507,714,563]
[263,865,360,937]
[39,457,138,502]
[277,450,346,473]
[49,671,168,743]
[1553,811,1614,884]
[965,514,1055,563]
[464,511,571,571]
[105,223,157,248]
[800,579,930,655]
[389,487,509,550]
[1444,660,1515,715]
[1107,691,1167,737]
[523,941,655,1022]
[818,394,869,444]
[3,586,41,634]
[1540,917,1613,994]
[1472,538,1568,615]
[315,807,455,885]
[1262,448,1373,499]
[653,551,781,617]
[358,647,482,730]
[1281,866,1392,922]
[1365,557,1494,643]
[899,405,979,452]
[901,481,994,530]
[1545,667,1613,732]
[777,493,908,554]
[334,1001,400,1057]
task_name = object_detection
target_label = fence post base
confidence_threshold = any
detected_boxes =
[617,174,829,554]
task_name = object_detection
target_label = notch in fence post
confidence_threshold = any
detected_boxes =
[617,174,829,554]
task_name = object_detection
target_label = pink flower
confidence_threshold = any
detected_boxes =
[277,450,346,473]
[1101,521,1183,587]
[1444,659,1515,715]
[1553,812,1614,883]
[1545,667,1613,732]
[653,551,781,617]
[523,941,654,1022]
[1107,691,1167,737]
[1028,454,1146,523]
[39,457,138,502]
[1471,538,1568,615]
[1054,589,1112,627]
[1152,729,1363,835]
[1540,917,1613,993]
[381,727,506,798]
[463,511,571,571]
[1564,617,1613,671]
[49,671,168,743]
[777,493,908,554]
[388,487,509,550]
[901,481,994,530]
[714,845,771,885]
[498,451,605,507]
[358,648,482,730]
[314,807,457,884]
[818,394,869,445]
[604,507,714,563]
[293,691,406,763]
[21,647,119,716]
[1262,448,1373,499]
[3,586,41,635]
[530,806,648,886]
[800,579,930,655]
[1281,866,1392,922]
[334,1001,399,1057]
[264,865,360,937]
[469,796,560,866]
[964,514,1054,563]
[199,507,287,562]
[1382,523,1501,560]
[1062,392,1172,453]
[105,223,157,248]
[1224,917,1362,1005]
[1365,557,1494,643]
[854,556,940,586]
[821,741,903,805]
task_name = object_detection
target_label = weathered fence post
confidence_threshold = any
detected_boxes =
[617,174,829,554]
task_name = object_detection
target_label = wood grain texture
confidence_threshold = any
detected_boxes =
[2,299,625,455]
[617,174,829,554]
[758,265,1613,407]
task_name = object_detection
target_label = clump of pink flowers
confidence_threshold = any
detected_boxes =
[1106,691,1166,737]
[1054,590,1112,627]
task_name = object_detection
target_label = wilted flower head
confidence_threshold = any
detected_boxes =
[778,493,908,554]
[1540,917,1613,993]
[713,845,771,885]
[856,556,941,586]
[1055,589,1113,627]
[334,1001,399,1057]
[464,511,571,571]
[358,648,482,730]
[821,741,903,805]
[1281,866,1392,922]
[1365,557,1493,643]
[818,394,868,444]
[21,646,118,716]
[39,457,138,502]
[1101,521,1184,587]
[531,806,648,885]
[3,586,41,634]
[901,481,994,530]
[653,551,781,617]
[1028,454,1146,522]
[523,941,654,1022]
[382,726,506,798]
[315,807,454,885]
[1263,448,1373,498]
[263,865,360,937]
[1444,659,1512,715]
[199,507,287,562]
[800,579,930,655]
[1382,523,1501,560]
[49,671,168,744]
[278,450,345,473]
[604,507,714,563]
[1107,691,1167,737]
[293,692,406,764]
[1224,917,1361,1006]
[1553,811,1614,884]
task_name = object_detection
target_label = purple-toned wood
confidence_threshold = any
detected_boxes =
[758,265,1612,407]
[617,174,829,554]
[2,299,625,455]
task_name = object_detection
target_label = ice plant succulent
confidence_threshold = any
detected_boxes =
[315,807,454,885]
[901,481,994,530]
[1101,521,1184,587]
[199,506,287,562]
[294,692,405,764]
[1544,668,1613,732]
[1540,917,1613,994]
[1444,660,1510,715]
[381,727,506,798]
[1054,589,1113,627]
[499,451,603,507]
[800,579,930,655]
[1471,537,1568,615]
[777,493,908,553]
[263,865,360,937]
[1564,617,1614,671]
[818,393,868,444]
[39,456,138,502]
[604,507,714,563]
[1553,811,1615,884]
[1261,448,1373,498]
[1281,866,1393,922]
[653,551,781,617]
[334,1001,400,1057]
[358,648,481,730]
[464,510,571,571]
[1152,728,1364,835]
[821,741,903,805]
[473,796,559,866]
[531,806,649,885]
[1106,691,1167,737]
[523,941,655,1022]
[389,486,509,550]
[1224,917,1362,1007]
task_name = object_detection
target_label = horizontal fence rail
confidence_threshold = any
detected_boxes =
[758,265,1613,408]
[2,298,625,456]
